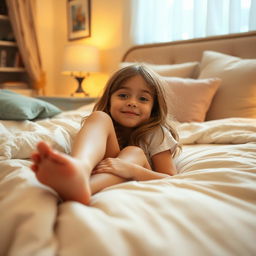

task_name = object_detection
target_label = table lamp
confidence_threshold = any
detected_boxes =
[62,44,99,96]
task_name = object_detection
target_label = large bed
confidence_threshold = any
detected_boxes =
[1,31,256,256]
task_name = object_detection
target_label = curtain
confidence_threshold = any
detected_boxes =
[6,0,45,93]
[131,0,256,44]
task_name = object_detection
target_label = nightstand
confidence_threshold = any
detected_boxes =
[36,96,97,111]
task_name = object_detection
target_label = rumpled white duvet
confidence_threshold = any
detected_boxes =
[0,105,256,256]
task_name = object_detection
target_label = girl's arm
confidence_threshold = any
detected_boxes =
[151,150,177,176]
[127,150,177,180]
[93,150,176,181]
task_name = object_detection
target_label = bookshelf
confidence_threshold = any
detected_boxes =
[0,0,30,92]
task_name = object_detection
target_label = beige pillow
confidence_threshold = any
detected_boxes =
[162,77,221,122]
[199,51,256,120]
[120,62,199,78]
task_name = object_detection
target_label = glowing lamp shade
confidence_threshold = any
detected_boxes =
[62,44,99,96]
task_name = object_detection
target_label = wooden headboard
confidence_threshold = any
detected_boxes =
[122,31,256,64]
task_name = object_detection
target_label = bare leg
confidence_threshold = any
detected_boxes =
[90,146,151,194]
[31,142,91,204]
[71,111,120,166]
[72,111,127,194]
[31,111,125,204]
[117,146,151,169]
[90,174,126,194]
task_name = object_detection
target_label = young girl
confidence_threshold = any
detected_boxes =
[30,64,180,205]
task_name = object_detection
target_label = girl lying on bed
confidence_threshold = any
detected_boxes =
[30,64,181,205]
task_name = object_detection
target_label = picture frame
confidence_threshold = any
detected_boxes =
[67,0,91,40]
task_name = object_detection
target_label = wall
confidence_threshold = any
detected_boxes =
[36,0,133,97]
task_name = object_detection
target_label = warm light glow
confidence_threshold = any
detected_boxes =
[62,44,100,76]
[85,73,109,97]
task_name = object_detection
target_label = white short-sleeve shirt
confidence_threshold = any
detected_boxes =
[138,126,178,169]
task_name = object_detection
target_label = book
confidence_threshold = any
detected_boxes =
[14,51,24,67]
[0,49,7,67]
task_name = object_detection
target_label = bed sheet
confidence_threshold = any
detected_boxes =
[0,107,255,256]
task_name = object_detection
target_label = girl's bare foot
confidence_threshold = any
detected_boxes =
[31,142,91,205]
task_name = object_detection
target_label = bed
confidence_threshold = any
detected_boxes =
[1,31,256,256]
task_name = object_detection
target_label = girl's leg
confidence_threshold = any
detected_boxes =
[90,146,151,194]
[71,111,120,166]
[31,111,125,204]
[90,173,126,195]
[117,146,151,169]
[72,111,127,195]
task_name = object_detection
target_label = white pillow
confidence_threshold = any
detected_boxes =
[120,62,199,78]
[162,77,221,122]
[199,51,256,120]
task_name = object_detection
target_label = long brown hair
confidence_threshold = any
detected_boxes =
[93,64,181,156]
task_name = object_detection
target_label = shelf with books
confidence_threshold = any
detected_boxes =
[0,14,8,20]
[0,66,26,72]
[0,40,17,46]
[0,80,30,96]
[0,49,24,68]
[0,13,15,42]
[0,68,28,85]
[0,77,32,97]
[0,81,28,88]
[0,0,28,86]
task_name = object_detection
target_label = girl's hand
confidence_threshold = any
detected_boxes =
[93,158,134,179]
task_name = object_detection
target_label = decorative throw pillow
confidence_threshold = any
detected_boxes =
[0,90,61,120]
[162,77,221,122]
[120,61,199,78]
[198,51,256,120]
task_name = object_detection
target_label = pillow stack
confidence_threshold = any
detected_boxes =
[198,51,256,120]
[162,77,221,122]
[120,60,220,122]
[120,61,199,78]
[121,51,256,122]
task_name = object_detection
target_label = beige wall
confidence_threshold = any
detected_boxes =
[36,0,133,97]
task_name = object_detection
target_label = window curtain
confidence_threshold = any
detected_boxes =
[6,0,45,93]
[131,0,256,45]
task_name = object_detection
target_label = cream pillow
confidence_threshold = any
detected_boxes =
[199,51,256,120]
[162,77,221,122]
[120,61,199,78]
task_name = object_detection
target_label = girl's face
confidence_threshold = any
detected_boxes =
[110,75,154,128]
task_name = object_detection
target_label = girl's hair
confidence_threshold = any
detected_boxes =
[93,63,181,157]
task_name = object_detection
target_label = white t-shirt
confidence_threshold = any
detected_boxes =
[138,126,178,169]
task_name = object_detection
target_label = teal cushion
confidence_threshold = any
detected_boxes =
[0,90,62,120]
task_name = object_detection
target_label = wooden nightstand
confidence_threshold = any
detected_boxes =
[36,96,97,111]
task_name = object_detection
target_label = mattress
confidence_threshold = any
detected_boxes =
[0,105,255,255]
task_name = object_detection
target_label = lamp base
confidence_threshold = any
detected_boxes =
[71,76,89,97]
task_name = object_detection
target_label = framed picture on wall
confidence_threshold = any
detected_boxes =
[67,0,91,40]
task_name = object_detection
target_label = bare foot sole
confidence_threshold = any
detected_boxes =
[33,142,91,205]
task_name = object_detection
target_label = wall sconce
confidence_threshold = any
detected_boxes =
[62,44,99,96]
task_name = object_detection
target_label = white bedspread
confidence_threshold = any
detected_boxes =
[0,107,255,256]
